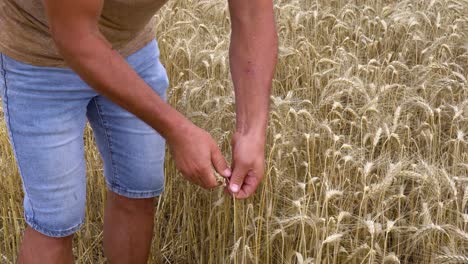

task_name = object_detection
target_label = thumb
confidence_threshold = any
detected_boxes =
[229,165,248,194]
[211,145,231,178]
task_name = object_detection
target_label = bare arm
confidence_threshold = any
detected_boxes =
[42,0,232,189]
[227,0,278,198]
[42,0,185,141]
[228,0,278,137]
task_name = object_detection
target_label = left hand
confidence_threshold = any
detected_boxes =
[225,131,266,199]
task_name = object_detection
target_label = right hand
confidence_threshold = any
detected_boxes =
[166,121,232,189]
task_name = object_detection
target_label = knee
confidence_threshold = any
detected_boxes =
[107,190,155,216]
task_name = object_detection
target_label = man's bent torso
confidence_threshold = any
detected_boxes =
[0,0,168,67]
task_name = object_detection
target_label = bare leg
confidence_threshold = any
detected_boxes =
[18,227,74,264]
[103,190,156,264]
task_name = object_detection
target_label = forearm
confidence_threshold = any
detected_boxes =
[53,31,188,142]
[229,6,278,139]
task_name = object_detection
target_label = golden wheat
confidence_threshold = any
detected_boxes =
[0,0,467,263]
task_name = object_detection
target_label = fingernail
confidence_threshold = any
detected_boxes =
[223,169,232,178]
[230,183,240,193]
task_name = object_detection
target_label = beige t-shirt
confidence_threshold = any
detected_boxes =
[0,0,168,67]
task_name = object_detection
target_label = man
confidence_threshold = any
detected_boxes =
[0,0,277,262]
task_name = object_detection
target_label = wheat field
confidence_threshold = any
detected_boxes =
[1,0,468,263]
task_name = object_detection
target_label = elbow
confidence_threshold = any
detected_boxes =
[231,9,275,29]
[49,24,75,54]
[49,24,98,58]
[230,5,277,45]
[271,31,279,54]
[51,37,73,57]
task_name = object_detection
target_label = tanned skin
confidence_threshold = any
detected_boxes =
[18,0,277,263]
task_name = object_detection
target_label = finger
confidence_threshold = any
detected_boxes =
[229,164,249,194]
[223,186,231,195]
[230,154,236,179]
[200,167,221,189]
[230,134,239,171]
[185,172,202,187]
[235,171,261,199]
[211,144,231,178]
[179,168,199,186]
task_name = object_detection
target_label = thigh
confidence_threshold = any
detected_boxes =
[0,53,93,237]
[86,39,169,198]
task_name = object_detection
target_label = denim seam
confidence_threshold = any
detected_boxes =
[93,98,120,187]
[107,183,164,199]
[0,55,5,91]
[25,214,84,238]
[0,54,36,221]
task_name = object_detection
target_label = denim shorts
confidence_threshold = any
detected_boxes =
[0,39,168,237]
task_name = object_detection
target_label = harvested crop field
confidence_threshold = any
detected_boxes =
[1,0,467,263]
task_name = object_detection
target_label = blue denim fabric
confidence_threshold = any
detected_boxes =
[0,39,168,238]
